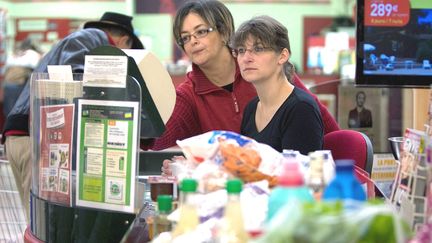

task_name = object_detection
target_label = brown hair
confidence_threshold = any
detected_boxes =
[232,15,295,82]
[173,0,234,49]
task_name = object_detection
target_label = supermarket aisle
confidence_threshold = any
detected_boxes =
[0,159,26,243]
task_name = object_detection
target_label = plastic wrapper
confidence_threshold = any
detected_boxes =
[176,131,340,191]
[255,200,412,243]
[177,131,283,188]
[219,141,279,187]
[170,156,196,179]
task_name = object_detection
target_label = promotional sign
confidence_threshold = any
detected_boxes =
[364,0,410,27]
[371,153,398,199]
[76,99,139,213]
[39,104,75,206]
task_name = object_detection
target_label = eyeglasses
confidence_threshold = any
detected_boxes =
[232,46,273,58]
[178,27,215,46]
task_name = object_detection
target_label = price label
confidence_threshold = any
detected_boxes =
[365,0,410,27]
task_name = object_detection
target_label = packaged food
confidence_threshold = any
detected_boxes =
[176,131,283,187]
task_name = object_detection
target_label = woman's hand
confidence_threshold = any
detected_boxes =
[161,159,173,176]
[161,155,185,176]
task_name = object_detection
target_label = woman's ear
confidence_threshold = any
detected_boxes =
[278,48,290,65]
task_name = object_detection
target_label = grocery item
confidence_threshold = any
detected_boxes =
[322,159,366,201]
[308,151,326,200]
[257,200,412,243]
[267,159,314,221]
[220,140,278,187]
[148,176,176,202]
[176,131,283,187]
[152,195,173,239]
[172,179,199,237]
[218,179,248,243]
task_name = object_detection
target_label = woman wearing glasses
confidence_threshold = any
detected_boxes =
[233,15,323,154]
[147,0,335,153]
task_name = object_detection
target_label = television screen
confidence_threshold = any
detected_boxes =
[356,0,432,87]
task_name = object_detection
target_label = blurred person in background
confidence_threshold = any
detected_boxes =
[2,12,144,223]
[2,38,42,117]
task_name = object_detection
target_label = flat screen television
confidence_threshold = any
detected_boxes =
[356,0,432,87]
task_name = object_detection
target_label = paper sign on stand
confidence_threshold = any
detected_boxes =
[38,104,75,206]
[75,99,139,213]
[83,55,128,88]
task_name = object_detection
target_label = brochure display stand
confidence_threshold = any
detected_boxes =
[24,46,176,243]
[26,44,175,243]
[27,71,143,242]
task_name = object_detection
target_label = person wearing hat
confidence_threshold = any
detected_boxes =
[2,11,143,224]
[84,11,144,49]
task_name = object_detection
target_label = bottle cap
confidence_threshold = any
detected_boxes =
[335,159,355,170]
[283,149,298,159]
[180,178,198,192]
[226,178,243,194]
[279,161,304,186]
[157,195,173,212]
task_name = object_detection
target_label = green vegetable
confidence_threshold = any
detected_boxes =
[255,200,412,243]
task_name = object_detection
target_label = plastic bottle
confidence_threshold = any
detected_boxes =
[318,150,335,184]
[172,178,199,237]
[152,195,173,239]
[308,151,326,200]
[218,179,248,243]
[267,159,314,222]
[322,159,367,201]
